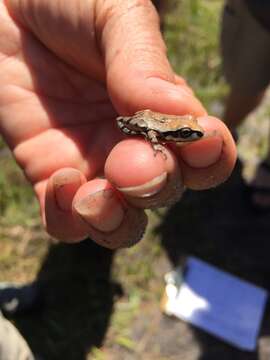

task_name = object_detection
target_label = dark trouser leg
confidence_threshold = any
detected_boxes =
[223,88,265,133]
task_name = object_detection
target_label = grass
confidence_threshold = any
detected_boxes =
[164,0,227,110]
[1,1,269,359]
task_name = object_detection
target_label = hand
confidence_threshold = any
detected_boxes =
[0,0,236,248]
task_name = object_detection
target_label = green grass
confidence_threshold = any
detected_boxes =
[0,154,38,226]
[165,0,227,109]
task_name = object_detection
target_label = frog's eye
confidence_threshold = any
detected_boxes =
[179,127,193,138]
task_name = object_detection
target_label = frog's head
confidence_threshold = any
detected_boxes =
[161,117,204,143]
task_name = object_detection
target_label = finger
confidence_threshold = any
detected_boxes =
[98,0,206,116]
[105,138,185,208]
[175,116,237,189]
[5,0,105,80]
[174,75,195,95]
[41,168,88,242]
[41,168,147,248]
[72,179,148,249]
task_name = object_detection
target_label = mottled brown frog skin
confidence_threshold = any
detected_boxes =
[117,109,204,154]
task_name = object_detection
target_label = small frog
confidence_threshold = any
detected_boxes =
[117,109,204,155]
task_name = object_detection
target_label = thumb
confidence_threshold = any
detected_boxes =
[97,0,206,116]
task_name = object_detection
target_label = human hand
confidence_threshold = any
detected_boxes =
[0,0,236,248]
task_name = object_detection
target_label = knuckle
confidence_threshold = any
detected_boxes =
[95,0,159,40]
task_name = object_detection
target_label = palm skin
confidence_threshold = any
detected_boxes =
[0,0,119,185]
[0,1,130,245]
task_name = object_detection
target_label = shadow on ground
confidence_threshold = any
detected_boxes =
[10,241,120,360]
[157,159,270,359]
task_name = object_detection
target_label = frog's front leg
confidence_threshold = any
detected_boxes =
[147,130,167,158]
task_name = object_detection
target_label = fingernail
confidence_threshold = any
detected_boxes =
[117,172,167,198]
[53,170,83,211]
[180,133,223,168]
[73,189,125,232]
